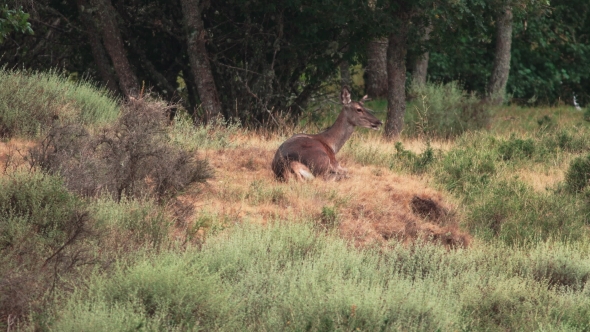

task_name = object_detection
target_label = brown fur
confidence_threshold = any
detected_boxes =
[272,87,382,181]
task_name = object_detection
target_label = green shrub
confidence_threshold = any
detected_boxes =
[552,129,590,153]
[0,69,119,138]
[0,172,89,328]
[405,81,489,139]
[537,114,556,131]
[529,245,590,291]
[0,172,84,250]
[53,253,226,331]
[89,197,171,250]
[320,205,339,229]
[390,142,436,174]
[438,147,496,195]
[566,154,590,193]
[498,136,535,161]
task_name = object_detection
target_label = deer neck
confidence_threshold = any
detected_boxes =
[316,111,355,154]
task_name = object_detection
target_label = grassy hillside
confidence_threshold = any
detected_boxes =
[1,70,590,331]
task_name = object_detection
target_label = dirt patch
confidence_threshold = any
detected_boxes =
[0,139,35,174]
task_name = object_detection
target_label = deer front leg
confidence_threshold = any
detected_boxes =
[324,161,349,181]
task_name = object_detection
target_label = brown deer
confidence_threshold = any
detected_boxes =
[272,87,382,181]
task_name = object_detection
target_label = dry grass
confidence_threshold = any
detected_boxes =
[516,164,566,192]
[177,134,470,248]
[6,109,585,249]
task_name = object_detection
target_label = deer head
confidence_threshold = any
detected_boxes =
[340,87,382,130]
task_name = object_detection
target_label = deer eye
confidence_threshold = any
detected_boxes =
[356,108,363,113]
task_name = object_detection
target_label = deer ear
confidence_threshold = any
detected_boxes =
[341,87,351,104]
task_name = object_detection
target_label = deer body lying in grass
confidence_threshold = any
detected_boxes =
[272,87,382,181]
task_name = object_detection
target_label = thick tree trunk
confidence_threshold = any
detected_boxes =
[365,38,388,98]
[340,60,351,89]
[77,0,119,94]
[384,25,408,140]
[412,24,432,87]
[180,0,222,122]
[487,6,513,105]
[91,0,139,97]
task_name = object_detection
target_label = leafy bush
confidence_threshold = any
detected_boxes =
[0,172,89,328]
[391,142,436,174]
[0,69,119,138]
[498,136,535,161]
[405,81,489,139]
[566,154,590,193]
[28,97,213,201]
[89,197,171,250]
[438,146,496,195]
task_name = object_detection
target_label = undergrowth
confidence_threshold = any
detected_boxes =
[48,222,590,331]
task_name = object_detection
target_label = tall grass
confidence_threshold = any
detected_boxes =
[49,222,590,331]
[405,81,489,139]
[0,69,119,137]
[169,113,241,150]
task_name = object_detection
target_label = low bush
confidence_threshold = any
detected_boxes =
[390,142,436,174]
[0,69,119,138]
[497,136,535,161]
[438,146,496,195]
[566,154,590,193]
[28,97,213,202]
[0,172,90,328]
[405,81,490,139]
[89,197,171,251]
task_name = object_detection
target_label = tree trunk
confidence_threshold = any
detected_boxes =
[91,0,139,97]
[180,0,222,122]
[340,60,351,89]
[384,25,408,140]
[412,24,432,87]
[77,0,119,94]
[487,6,513,105]
[365,38,388,98]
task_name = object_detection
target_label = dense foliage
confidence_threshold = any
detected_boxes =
[1,0,588,126]
[428,0,590,105]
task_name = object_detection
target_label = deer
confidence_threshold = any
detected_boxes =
[272,86,382,181]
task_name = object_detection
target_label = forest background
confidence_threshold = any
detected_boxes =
[2,0,589,135]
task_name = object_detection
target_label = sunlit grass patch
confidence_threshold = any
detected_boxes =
[0,69,119,138]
